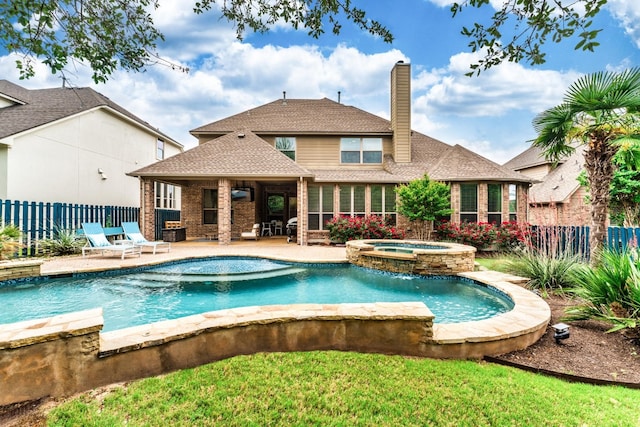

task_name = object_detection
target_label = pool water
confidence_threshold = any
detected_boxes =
[0,258,514,331]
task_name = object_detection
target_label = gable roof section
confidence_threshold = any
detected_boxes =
[129,130,312,179]
[427,144,533,182]
[0,80,28,106]
[0,80,181,147]
[191,98,393,136]
[529,146,585,203]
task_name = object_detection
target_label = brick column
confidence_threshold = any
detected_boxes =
[218,179,232,245]
[502,183,510,222]
[478,183,488,222]
[140,178,155,239]
[518,184,529,223]
[450,183,460,223]
[297,178,307,245]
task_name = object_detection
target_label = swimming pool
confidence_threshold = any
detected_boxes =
[0,257,513,331]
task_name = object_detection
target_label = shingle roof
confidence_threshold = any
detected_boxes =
[502,145,549,170]
[137,99,534,184]
[191,98,393,136]
[0,80,181,146]
[129,130,312,179]
[529,146,585,203]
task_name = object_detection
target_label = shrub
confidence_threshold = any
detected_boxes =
[564,248,640,333]
[40,228,85,256]
[506,249,583,293]
[436,220,531,251]
[0,222,22,260]
[325,215,405,244]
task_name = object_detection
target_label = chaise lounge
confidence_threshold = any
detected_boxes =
[122,222,171,254]
[81,222,141,259]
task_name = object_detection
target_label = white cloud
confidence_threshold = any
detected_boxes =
[607,0,640,48]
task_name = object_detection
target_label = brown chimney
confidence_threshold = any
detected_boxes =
[391,61,411,163]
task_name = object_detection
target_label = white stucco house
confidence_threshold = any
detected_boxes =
[0,80,183,208]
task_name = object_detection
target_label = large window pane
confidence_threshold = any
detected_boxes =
[339,185,351,213]
[322,185,334,211]
[354,186,365,213]
[341,151,360,163]
[384,185,396,212]
[460,184,477,212]
[371,185,382,212]
[203,189,218,224]
[488,184,502,213]
[275,137,296,160]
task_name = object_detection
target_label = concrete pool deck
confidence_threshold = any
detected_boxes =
[0,238,550,406]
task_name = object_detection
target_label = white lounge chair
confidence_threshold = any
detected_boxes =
[241,224,261,240]
[122,222,171,254]
[81,222,141,260]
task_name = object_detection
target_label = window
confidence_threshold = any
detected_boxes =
[156,139,165,160]
[487,184,502,224]
[203,189,218,224]
[275,137,296,160]
[339,185,365,217]
[308,185,334,230]
[155,182,177,209]
[509,184,517,221]
[371,184,397,224]
[340,138,382,164]
[460,183,478,222]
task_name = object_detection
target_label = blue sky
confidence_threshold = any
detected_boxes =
[1,0,639,164]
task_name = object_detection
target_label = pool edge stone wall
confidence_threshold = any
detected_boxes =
[0,302,435,407]
[0,259,44,281]
[346,240,476,275]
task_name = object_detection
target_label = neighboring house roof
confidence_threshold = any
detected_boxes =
[0,80,182,148]
[502,145,548,170]
[129,130,312,179]
[191,98,393,136]
[529,146,585,203]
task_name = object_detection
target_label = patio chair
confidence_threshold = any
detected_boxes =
[122,222,171,254]
[81,222,141,260]
[241,223,261,240]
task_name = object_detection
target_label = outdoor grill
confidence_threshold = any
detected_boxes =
[286,217,297,243]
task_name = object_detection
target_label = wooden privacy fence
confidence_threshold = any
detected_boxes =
[0,199,139,255]
[530,225,639,259]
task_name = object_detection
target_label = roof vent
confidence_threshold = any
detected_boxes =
[282,91,287,104]
[238,133,245,138]
[338,91,341,104]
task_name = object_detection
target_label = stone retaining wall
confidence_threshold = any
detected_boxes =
[0,260,43,281]
[0,303,434,407]
[346,240,476,275]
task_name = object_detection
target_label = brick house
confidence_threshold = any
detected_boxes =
[504,145,590,226]
[130,62,533,245]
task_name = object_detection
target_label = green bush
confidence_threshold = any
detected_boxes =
[325,215,405,244]
[565,248,640,332]
[0,222,22,260]
[506,249,583,293]
[40,228,85,256]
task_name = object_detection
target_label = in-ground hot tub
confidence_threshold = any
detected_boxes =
[346,239,477,275]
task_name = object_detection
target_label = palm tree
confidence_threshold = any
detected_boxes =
[533,68,640,262]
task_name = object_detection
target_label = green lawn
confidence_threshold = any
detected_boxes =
[48,351,640,426]
[475,255,514,273]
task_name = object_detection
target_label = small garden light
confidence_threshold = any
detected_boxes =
[552,323,570,344]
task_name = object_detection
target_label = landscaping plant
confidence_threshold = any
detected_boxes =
[435,220,530,251]
[325,215,404,244]
[39,227,85,256]
[565,247,640,333]
[506,248,583,293]
[395,174,452,240]
[0,222,22,260]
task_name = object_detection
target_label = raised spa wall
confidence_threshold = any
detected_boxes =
[346,240,477,275]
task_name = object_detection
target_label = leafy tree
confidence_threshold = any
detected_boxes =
[0,0,615,82]
[452,0,607,76]
[395,174,452,240]
[578,160,640,227]
[532,68,640,262]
